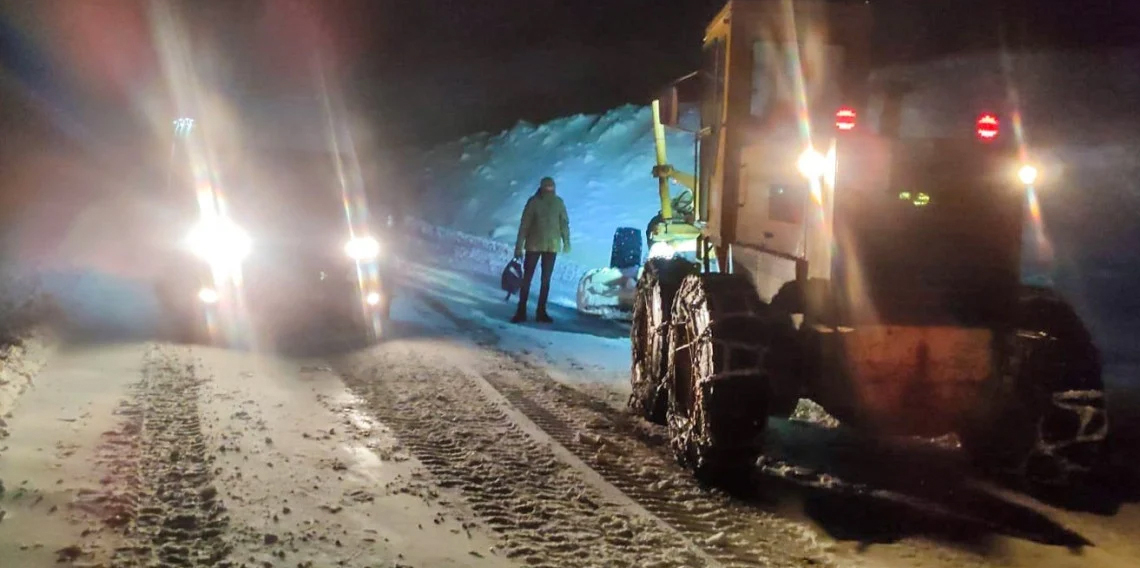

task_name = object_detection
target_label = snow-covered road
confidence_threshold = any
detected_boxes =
[1,229,1139,568]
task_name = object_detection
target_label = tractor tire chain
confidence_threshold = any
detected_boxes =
[962,286,1111,488]
[338,348,708,568]
[1011,332,1109,485]
[94,345,232,566]
[482,363,836,568]
[1033,388,1107,480]
[630,258,696,424]
[666,273,776,477]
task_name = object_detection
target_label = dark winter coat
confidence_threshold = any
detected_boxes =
[515,190,570,254]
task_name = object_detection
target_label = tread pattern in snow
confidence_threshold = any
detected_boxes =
[413,292,833,568]
[483,363,834,568]
[95,346,231,567]
[339,347,709,568]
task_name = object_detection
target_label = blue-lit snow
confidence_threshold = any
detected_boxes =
[403,219,632,385]
[418,104,699,272]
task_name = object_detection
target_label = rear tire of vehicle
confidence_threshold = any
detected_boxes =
[666,273,771,484]
[959,286,1108,488]
[629,257,696,424]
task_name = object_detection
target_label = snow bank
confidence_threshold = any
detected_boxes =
[409,218,596,311]
[418,105,698,271]
[0,331,53,436]
[400,223,634,388]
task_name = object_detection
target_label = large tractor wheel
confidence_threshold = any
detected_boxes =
[960,286,1108,487]
[629,257,697,424]
[665,273,774,482]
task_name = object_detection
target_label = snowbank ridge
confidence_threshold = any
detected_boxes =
[418,105,698,271]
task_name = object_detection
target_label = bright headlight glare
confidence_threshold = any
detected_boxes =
[197,287,219,304]
[797,148,828,179]
[365,292,381,306]
[186,219,252,264]
[648,241,676,260]
[345,236,381,260]
[1018,164,1039,186]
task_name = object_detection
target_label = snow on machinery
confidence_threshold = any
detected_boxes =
[627,0,1108,489]
[575,104,704,319]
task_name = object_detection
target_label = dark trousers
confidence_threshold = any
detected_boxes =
[517,251,556,315]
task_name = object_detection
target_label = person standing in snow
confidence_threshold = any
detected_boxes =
[512,176,570,323]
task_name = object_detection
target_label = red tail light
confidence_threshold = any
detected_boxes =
[835,107,857,131]
[975,113,1000,141]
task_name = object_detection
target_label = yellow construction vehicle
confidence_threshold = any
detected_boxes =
[574,101,705,319]
[628,0,1108,489]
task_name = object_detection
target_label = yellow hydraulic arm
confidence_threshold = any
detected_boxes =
[652,99,674,221]
[649,99,701,244]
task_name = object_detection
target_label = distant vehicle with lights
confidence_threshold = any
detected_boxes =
[612,0,1107,492]
[156,209,394,346]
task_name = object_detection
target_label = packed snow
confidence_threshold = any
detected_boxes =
[404,219,633,387]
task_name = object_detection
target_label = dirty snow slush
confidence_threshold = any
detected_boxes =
[92,345,232,566]
[337,344,711,568]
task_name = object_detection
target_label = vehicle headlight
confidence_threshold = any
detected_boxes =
[345,236,381,261]
[1018,164,1039,186]
[648,241,676,260]
[186,218,252,265]
[197,287,219,304]
[797,148,828,179]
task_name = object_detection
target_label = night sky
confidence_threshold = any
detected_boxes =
[1,0,1138,151]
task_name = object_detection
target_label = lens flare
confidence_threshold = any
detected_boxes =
[344,236,381,260]
[186,218,252,265]
[198,287,219,304]
[797,148,827,179]
[1018,164,1039,186]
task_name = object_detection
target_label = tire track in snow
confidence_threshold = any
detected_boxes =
[90,346,232,566]
[338,344,710,568]
[417,291,839,568]
[481,365,836,568]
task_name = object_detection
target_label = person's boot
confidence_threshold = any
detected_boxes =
[535,310,553,324]
[511,310,527,324]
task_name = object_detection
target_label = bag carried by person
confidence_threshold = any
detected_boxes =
[501,257,523,301]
